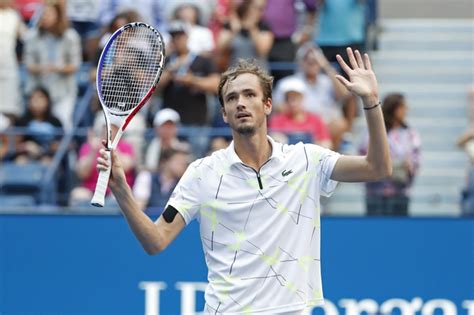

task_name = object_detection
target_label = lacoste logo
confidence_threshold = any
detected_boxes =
[282,169,293,177]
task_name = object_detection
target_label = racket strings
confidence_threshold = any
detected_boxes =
[100,26,164,113]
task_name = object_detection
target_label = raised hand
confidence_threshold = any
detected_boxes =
[335,47,379,103]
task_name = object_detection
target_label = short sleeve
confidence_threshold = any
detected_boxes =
[318,148,340,197]
[166,160,203,224]
[305,144,340,197]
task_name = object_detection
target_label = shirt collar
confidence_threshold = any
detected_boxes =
[225,135,284,166]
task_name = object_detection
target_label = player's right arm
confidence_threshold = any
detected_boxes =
[97,147,185,255]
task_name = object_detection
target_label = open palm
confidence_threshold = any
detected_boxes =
[335,48,378,100]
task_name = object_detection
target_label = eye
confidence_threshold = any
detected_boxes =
[246,92,256,98]
[227,95,236,102]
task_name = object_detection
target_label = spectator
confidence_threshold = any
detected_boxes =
[457,85,474,216]
[274,43,350,151]
[0,113,12,161]
[315,0,367,73]
[359,93,421,216]
[164,0,215,28]
[23,2,81,129]
[65,0,101,61]
[206,136,230,156]
[97,0,167,34]
[159,21,220,126]
[144,108,191,172]
[269,77,332,149]
[13,0,42,24]
[133,148,191,211]
[12,87,63,164]
[216,0,273,70]
[264,0,317,82]
[172,3,215,55]
[208,0,235,43]
[0,0,26,120]
[69,113,135,206]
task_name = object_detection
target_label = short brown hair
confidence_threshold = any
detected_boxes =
[218,59,274,106]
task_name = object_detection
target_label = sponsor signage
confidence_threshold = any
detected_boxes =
[0,215,472,314]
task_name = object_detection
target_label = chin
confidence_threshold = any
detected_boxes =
[235,124,256,135]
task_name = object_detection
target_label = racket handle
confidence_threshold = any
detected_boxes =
[91,150,112,207]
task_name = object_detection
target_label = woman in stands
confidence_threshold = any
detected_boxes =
[23,1,81,129]
[13,87,63,164]
[359,93,421,216]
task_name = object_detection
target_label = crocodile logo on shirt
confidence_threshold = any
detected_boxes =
[281,169,293,177]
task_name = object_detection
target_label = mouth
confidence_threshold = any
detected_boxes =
[236,112,251,119]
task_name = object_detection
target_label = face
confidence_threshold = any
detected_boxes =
[247,0,266,18]
[171,33,188,53]
[394,103,407,122]
[157,121,177,141]
[29,90,49,117]
[0,0,12,9]
[301,51,321,78]
[177,5,198,24]
[221,73,272,135]
[40,5,59,30]
[112,17,128,31]
[285,91,304,114]
[167,152,190,178]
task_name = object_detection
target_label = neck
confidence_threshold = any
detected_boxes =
[232,130,272,170]
[305,73,317,84]
[177,49,189,57]
[291,111,305,122]
[392,121,402,128]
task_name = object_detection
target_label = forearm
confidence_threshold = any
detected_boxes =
[111,182,165,254]
[324,66,348,101]
[58,64,78,75]
[249,30,273,56]
[457,130,474,147]
[190,74,220,93]
[363,95,392,177]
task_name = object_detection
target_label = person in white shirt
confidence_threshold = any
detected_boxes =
[172,3,215,55]
[96,48,391,314]
[0,0,26,119]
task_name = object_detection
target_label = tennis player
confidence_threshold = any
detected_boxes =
[97,47,391,314]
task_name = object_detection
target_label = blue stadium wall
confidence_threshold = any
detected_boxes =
[0,215,473,315]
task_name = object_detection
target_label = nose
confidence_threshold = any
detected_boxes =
[236,95,247,110]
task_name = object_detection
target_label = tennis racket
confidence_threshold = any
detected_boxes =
[91,22,165,207]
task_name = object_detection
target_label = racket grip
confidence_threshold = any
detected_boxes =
[91,150,112,207]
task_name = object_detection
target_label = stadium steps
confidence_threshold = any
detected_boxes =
[329,18,473,216]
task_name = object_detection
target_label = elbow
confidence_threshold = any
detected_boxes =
[144,244,165,256]
[143,238,169,256]
[374,160,393,180]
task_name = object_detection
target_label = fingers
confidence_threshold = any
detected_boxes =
[346,47,359,69]
[354,50,365,69]
[96,148,110,171]
[335,75,352,90]
[363,53,372,71]
[336,54,351,76]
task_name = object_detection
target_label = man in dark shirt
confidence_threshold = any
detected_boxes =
[159,21,220,126]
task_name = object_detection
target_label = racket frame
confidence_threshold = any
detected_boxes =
[91,22,165,207]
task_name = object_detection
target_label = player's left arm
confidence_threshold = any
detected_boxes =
[330,48,392,182]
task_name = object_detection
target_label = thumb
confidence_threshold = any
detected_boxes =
[335,75,352,90]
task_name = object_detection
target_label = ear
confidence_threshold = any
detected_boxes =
[264,98,272,116]
[221,106,228,123]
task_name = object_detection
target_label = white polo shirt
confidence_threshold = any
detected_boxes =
[167,136,340,314]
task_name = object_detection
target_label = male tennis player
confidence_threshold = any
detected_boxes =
[97,47,391,314]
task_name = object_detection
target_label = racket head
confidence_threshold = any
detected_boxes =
[96,22,165,123]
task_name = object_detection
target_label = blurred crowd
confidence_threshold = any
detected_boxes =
[0,0,428,216]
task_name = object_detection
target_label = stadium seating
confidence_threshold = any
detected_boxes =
[331,18,474,216]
